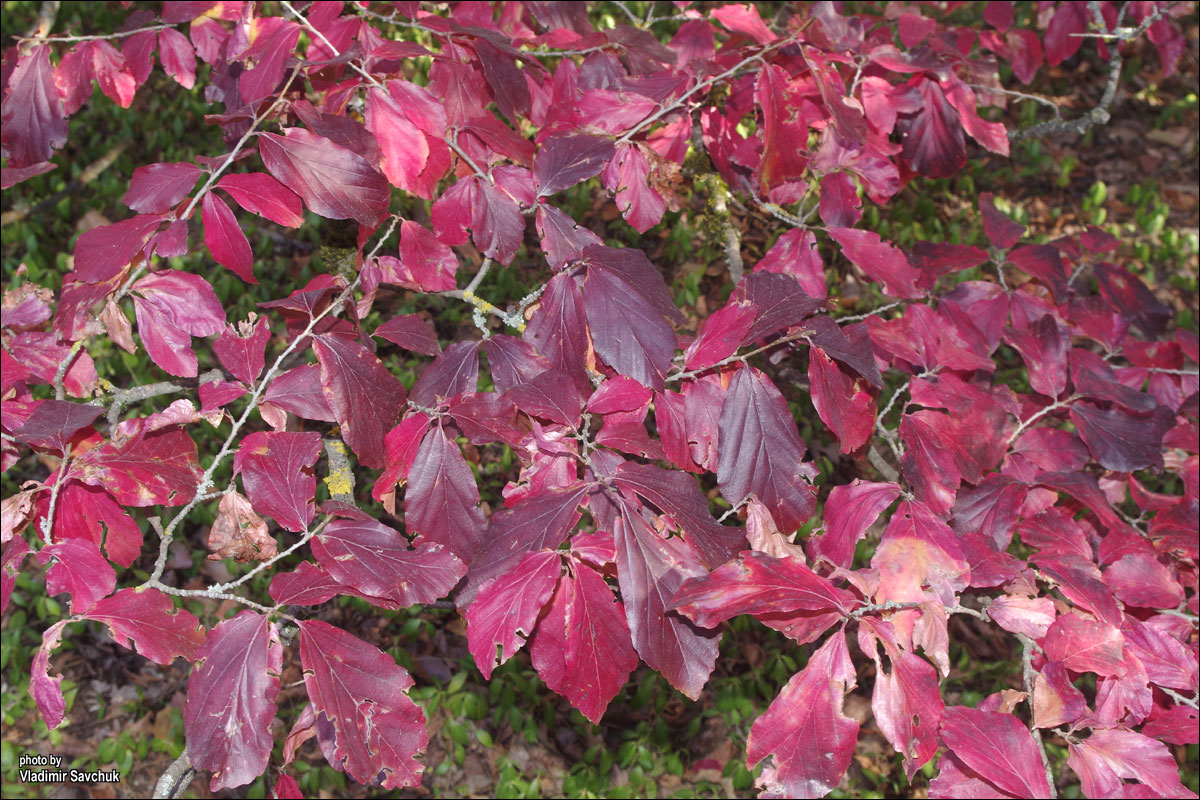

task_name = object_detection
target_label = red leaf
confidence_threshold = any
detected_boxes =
[937,708,1051,798]
[861,620,944,777]
[123,162,201,214]
[808,480,900,569]
[74,214,163,284]
[1004,315,1067,399]
[828,227,922,299]
[1044,3,1087,66]
[85,587,206,664]
[614,499,718,699]
[524,272,589,375]
[203,192,255,283]
[717,366,814,532]
[808,347,874,453]
[258,129,389,227]
[899,411,962,516]
[186,612,282,791]
[746,632,858,798]
[1032,660,1086,729]
[32,620,70,728]
[2,537,31,614]
[673,550,855,628]
[710,3,775,44]
[71,426,200,507]
[583,266,675,390]
[896,77,964,178]
[1104,552,1185,609]
[506,368,588,427]
[262,364,337,422]
[405,425,486,562]
[313,334,407,470]
[1,46,67,168]
[535,204,605,269]
[683,300,754,371]
[531,563,639,724]
[613,461,746,567]
[233,431,321,532]
[753,227,826,299]
[373,314,440,357]
[819,172,862,228]
[367,87,429,195]
[37,538,115,614]
[1067,728,1194,799]
[217,173,305,227]
[269,560,393,608]
[466,550,561,679]
[942,76,1009,157]
[312,519,465,608]
[298,621,427,789]
[399,220,458,293]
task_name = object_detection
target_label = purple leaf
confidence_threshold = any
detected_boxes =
[203,192,255,283]
[534,133,615,197]
[1070,401,1172,473]
[258,128,389,227]
[819,172,862,228]
[717,366,814,532]
[373,314,441,357]
[13,400,101,454]
[405,424,486,562]
[979,192,1025,249]
[123,162,201,214]
[1,46,67,168]
[808,480,900,569]
[409,339,479,406]
[583,266,675,390]
[314,333,407,470]
[186,612,282,791]
[602,143,665,232]
[213,317,271,386]
[74,214,163,284]
[897,77,964,178]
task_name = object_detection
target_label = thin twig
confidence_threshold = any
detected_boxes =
[1006,397,1076,447]
[18,22,171,44]
[1017,633,1058,798]
[280,0,385,89]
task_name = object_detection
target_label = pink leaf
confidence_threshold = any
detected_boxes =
[186,612,282,791]
[203,192,255,283]
[710,3,775,43]
[896,78,964,178]
[74,214,163,284]
[213,316,271,385]
[583,266,676,391]
[746,632,858,798]
[131,269,225,377]
[158,27,196,89]
[367,87,429,194]
[808,480,900,569]
[683,300,755,371]
[987,595,1056,640]
[939,706,1052,798]
[754,227,826,299]
[808,347,874,453]
[85,587,206,664]
[1104,552,1185,609]
[1067,728,1195,799]
[399,220,458,293]
[1032,660,1086,729]
[32,620,70,728]
[233,431,321,532]
[298,621,427,789]
[1043,613,1126,677]
[861,620,944,777]
[602,143,665,232]
[872,499,970,606]
[1,46,67,168]
[466,550,561,679]
[828,227,922,299]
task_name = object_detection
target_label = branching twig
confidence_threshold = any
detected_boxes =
[97,369,224,429]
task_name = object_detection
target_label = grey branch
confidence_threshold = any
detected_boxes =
[152,749,193,799]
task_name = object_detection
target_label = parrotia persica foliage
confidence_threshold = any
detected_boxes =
[2,2,1197,798]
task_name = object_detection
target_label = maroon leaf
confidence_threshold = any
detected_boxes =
[808,480,900,569]
[37,538,115,614]
[269,561,393,608]
[602,143,665,232]
[614,499,718,700]
[1044,2,1087,65]
[613,461,746,567]
[213,317,271,386]
[524,273,589,375]
[84,588,206,664]
[466,550,561,679]
[298,621,427,789]
[899,411,962,516]
[979,192,1025,249]
[186,612,282,791]
[312,518,465,607]
[233,431,321,532]
[13,400,101,453]
[373,314,440,357]
[897,78,964,178]
[460,484,587,607]
[43,481,142,567]
[123,162,201,214]
[410,339,479,406]
[534,132,615,197]
[71,426,200,507]
[1,46,67,168]
[131,269,225,377]
[755,62,807,194]
[258,129,389,227]
[203,191,255,283]
[314,333,407,470]
[737,272,824,342]
[1007,245,1067,302]
[939,706,1052,798]
[583,245,685,325]
[158,27,196,88]
[405,424,486,562]
[261,364,337,423]
[400,220,458,293]
[819,171,862,228]
[673,550,855,628]
[717,366,814,532]
[1004,315,1067,399]
[828,227,922,299]
[746,632,858,798]
[217,173,305,227]
[583,266,675,390]
[506,368,588,427]
[535,204,605,269]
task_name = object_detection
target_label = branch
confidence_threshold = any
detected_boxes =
[1017,633,1058,799]
[280,0,385,89]
[1006,397,1077,447]
[152,749,193,800]
[18,22,171,45]
[97,369,224,429]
